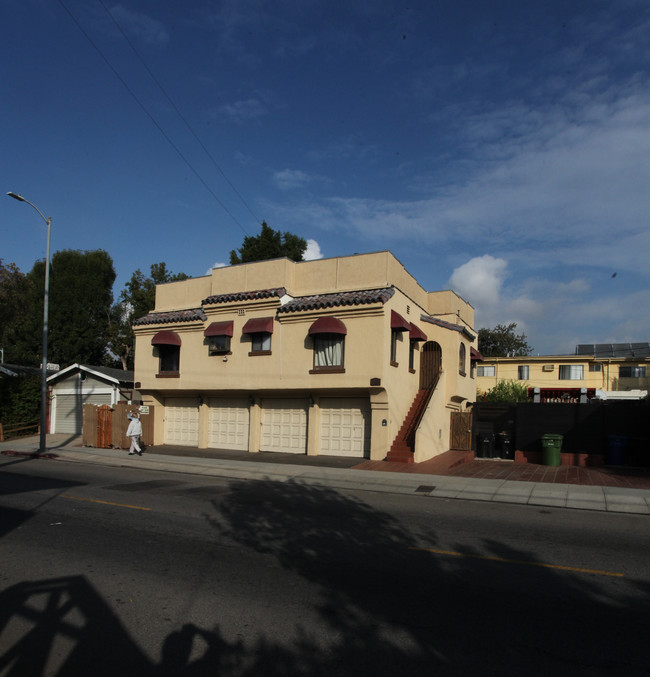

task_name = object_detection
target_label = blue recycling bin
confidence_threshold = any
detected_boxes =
[606,435,628,466]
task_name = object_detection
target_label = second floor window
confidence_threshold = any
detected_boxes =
[251,332,271,353]
[314,334,344,368]
[619,366,646,378]
[477,365,495,377]
[559,364,584,380]
[518,365,529,380]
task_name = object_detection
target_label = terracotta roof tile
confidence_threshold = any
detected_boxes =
[278,287,395,313]
[133,308,207,326]
[202,287,286,305]
[421,314,476,341]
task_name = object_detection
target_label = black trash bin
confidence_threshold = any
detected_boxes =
[477,432,495,459]
[496,432,514,460]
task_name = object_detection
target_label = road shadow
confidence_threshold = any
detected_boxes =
[0,479,649,675]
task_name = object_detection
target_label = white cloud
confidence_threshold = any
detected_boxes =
[304,239,323,260]
[216,98,267,124]
[206,261,227,274]
[109,5,169,45]
[274,169,311,191]
[448,255,508,314]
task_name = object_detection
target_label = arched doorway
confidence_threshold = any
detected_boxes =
[420,341,442,390]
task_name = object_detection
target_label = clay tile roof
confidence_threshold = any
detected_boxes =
[277,287,395,313]
[421,314,476,341]
[202,287,286,305]
[132,308,207,326]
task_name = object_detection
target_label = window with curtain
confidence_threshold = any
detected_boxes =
[314,334,344,369]
[251,332,271,353]
[558,364,584,380]
[619,365,646,378]
[458,343,466,375]
[477,365,495,377]
[518,365,529,380]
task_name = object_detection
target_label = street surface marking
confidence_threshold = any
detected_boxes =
[62,495,151,511]
[411,547,624,577]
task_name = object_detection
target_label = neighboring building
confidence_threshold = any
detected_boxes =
[132,251,477,462]
[47,364,135,434]
[477,343,650,400]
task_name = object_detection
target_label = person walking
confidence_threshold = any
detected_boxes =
[126,412,143,456]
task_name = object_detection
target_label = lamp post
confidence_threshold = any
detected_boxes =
[7,191,51,455]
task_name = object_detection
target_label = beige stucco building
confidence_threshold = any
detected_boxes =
[476,344,650,400]
[132,251,477,462]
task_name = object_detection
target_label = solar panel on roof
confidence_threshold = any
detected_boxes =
[613,343,632,357]
[594,343,613,357]
[576,344,594,355]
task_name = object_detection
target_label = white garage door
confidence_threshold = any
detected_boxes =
[208,398,249,451]
[54,393,112,434]
[320,398,371,457]
[164,398,199,446]
[261,399,308,453]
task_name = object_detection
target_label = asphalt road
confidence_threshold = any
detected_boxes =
[1,456,649,676]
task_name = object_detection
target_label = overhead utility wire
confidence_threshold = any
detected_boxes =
[97,0,261,227]
[56,0,248,235]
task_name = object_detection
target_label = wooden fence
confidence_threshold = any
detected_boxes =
[0,421,40,442]
[82,403,154,450]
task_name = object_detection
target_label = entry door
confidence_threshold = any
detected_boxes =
[420,342,442,390]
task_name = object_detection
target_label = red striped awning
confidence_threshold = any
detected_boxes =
[242,317,274,334]
[151,330,181,346]
[409,323,427,342]
[204,321,234,337]
[391,310,410,331]
[308,317,347,335]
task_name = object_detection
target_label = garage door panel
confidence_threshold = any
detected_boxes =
[261,399,308,453]
[54,393,112,434]
[320,398,370,457]
[164,398,199,446]
[208,398,249,451]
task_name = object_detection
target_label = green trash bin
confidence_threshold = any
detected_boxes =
[541,434,563,466]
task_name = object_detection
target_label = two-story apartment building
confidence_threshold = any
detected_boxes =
[132,251,477,462]
[477,343,650,400]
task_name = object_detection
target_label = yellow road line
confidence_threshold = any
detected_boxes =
[410,547,624,578]
[62,494,151,511]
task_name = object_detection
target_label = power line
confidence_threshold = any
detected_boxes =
[56,0,249,235]
[97,0,262,226]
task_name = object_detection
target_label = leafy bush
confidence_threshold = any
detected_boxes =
[483,379,530,403]
[0,375,41,426]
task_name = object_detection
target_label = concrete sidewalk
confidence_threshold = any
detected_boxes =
[1,434,649,514]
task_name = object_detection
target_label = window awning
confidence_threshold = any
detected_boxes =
[409,323,427,342]
[308,316,347,335]
[151,330,181,346]
[204,321,234,337]
[242,317,274,334]
[391,310,410,331]
[470,347,484,361]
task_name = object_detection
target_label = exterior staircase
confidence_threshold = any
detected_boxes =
[386,389,432,463]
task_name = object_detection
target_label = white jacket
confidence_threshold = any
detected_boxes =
[126,418,142,438]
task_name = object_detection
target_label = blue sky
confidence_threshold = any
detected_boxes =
[3,0,649,355]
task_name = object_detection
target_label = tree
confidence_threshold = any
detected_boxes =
[478,322,533,357]
[0,260,32,364]
[22,250,117,367]
[107,263,189,370]
[229,222,307,264]
[481,379,530,402]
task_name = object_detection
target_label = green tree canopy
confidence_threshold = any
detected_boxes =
[0,260,32,364]
[229,222,307,265]
[23,250,117,367]
[478,322,533,358]
[107,262,189,370]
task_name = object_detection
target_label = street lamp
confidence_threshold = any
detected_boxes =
[7,191,51,455]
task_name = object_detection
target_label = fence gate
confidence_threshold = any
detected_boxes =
[97,405,113,448]
[450,411,473,451]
